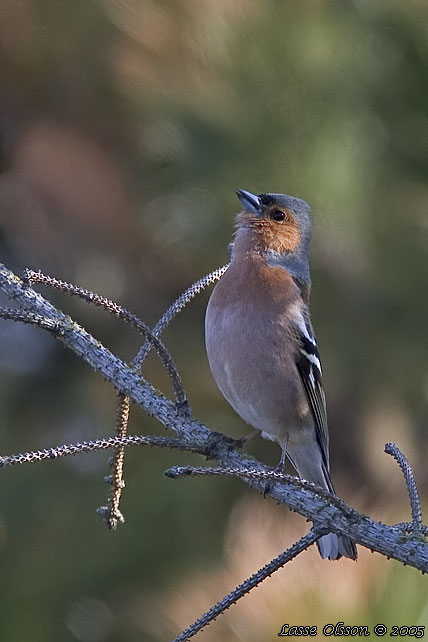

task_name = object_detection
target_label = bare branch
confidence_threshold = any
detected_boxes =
[385,442,423,534]
[0,434,201,468]
[165,464,347,507]
[98,393,131,529]
[1,264,191,433]
[0,307,63,334]
[170,527,322,642]
[1,263,428,576]
[23,269,188,410]
[393,523,428,536]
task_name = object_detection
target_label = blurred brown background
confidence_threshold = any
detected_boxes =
[1,0,428,640]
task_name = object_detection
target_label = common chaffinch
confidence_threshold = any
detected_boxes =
[205,189,357,561]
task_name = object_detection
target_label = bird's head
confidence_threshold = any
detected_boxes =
[235,189,312,256]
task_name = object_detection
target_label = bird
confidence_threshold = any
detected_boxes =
[205,188,357,560]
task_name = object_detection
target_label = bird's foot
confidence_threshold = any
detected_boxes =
[204,431,246,459]
[263,460,286,497]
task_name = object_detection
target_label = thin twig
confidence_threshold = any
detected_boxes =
[165,464,346,509]
[23,269,188,409]
[99,393,131,529]
[0,307,63,334]
[385,442,423,534]
[133,264,229,369]
[170,527,322,642]
[393,523,428,536]
[0,434,200,468]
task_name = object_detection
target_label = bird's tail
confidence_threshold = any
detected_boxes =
[317,531,357,560]
[286,442,358,561]
[315,464,357,560]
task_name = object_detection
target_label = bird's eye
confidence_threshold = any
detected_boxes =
[272,210,285,222]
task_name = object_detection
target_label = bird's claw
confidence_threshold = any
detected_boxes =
[204,432,245,459]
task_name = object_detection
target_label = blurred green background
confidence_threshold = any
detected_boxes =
[1,0,428,640]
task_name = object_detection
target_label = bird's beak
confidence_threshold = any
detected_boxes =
[236,189,261,215]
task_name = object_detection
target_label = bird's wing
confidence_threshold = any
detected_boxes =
[293,309,330,471]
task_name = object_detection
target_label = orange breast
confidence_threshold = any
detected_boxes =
[237,211,301,253]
